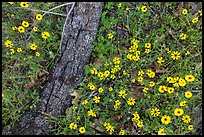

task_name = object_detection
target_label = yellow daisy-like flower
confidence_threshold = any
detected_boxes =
[185,91,192,98]
[138,76,143,83]
[141,5,148,12]
[126,53,133,60]
[188,125,194,131]
[8,2,13,5]
[137,120,143,128]
[145,43,151,48]
[151,108,160,117]
[98,72,104,80]
[77,116,80,120]
[109,87,113,92]
[18,26,25,33]
[167,87,174,94]
[114,100,121,111]
[145,48,151,54]
[42,31,50,39]
[118,3,122,8]
[115,100,121,106]
[179,33,187,40]
[91,68,98,75]
[89,84,95,90]
[179,101,187,107]
[30,44,37,50]
[10,48,15,54]
[69,122,77,130]
[182,9,188,15]
[138,70,144,76]
[126,7,130,12]
[33,27,38,32]
[22,21,29,28]
[20,2,29,8]
[173,77,179,83]
[17,48,22,53]
[2,93,4,98]
[131,78,136,83]
[192,17,198,24]
[36,52,40,57]
[185,74,195,82]
[93,96,100,103]
[132,112,140,122]
[118,90,127,98]
[171,51,180,60]
[5,40,13,48]
[148,72,155,78]
[104,62,109,67]
[158,128,166,135]
[157,57,165,64]
[119,129,125,135]
[178,78,186,87]
[182,115,191,123]
[158,85,167,93]
[123,70,127,75]
[113,57,120,64]
[36,14,43,21]
[198,10,202,16]
[108,33,113,39]
[82,99,88,105]
[174,108,184,116]
[104,70,110,77]
[167,76,174,83]
[185,51,190,55]
[87,109,96,117]
[110,74,116,79]
[132,55,140,61]
[142,87,148,93]
[98,87,104,93]
[12,26,17,31]
[127,97,135,106]
[161,115,171,125]
[79,127,86,134]
[149,81,155,87]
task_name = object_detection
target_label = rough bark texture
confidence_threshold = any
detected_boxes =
[2,2,103,135]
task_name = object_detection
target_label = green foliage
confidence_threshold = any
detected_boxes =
[2,2,66,129]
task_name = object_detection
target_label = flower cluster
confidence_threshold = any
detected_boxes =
[114,99,121,111]
[146,69,155,78]
[87,83,95,90]
[103,122,114,134]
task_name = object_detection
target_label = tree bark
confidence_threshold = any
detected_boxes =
[2,2,103,135]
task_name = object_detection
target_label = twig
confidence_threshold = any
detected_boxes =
[59,2,76,53]
[168,28,185,48]
[146,4,156,15]
[16,2,75,46]
[13,7,67,17]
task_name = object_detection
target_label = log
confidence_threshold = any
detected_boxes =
[2,2,103,135]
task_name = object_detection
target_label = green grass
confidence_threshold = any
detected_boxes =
[2,2,202,135]
[2,2,66,128]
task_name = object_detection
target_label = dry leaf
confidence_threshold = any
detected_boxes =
[152,61,167,74]
[130,86,144,101]
[70,91,79,105]
[112,113,122,122]
[27,77,36,89]
[90,123,103,133]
